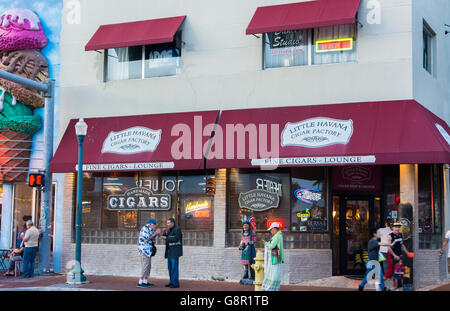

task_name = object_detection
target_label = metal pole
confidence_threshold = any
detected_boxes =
[68,134,86,284]
[38,79,55,275]
[0,70,48,93]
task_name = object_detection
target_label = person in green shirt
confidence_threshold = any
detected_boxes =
[261,222,284,291]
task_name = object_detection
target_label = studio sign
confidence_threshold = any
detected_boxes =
[102,126,162,155]
[268,30,304,49]
[107,187,171,211]
[239,189,280,212]
[282,117,354,148]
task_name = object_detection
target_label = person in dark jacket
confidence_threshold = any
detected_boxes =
[161,218,183,288]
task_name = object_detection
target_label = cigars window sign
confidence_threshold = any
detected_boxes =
[107,187,171,211]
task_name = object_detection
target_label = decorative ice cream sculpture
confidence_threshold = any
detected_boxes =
[0,8,48,182]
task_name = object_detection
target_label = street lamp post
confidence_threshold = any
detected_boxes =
[68,118,88,284]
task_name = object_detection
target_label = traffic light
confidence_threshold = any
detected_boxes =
[29,173,45,188]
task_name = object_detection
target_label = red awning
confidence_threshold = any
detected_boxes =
[206,100,450,169]
[246,0,361,35]
[50,110,219,173]
[85,16,186,51]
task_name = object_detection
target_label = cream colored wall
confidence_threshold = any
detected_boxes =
[412,0,450,125]
[58,0,414,144]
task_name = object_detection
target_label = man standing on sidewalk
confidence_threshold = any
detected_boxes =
[438,230,450,274]
[137,218,160,288]
[21,220,40,278]
[162,218,183,288]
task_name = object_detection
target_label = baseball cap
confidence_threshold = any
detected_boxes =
[146,218,158,224]
[268,222,280,231]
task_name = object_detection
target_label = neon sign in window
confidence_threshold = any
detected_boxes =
[315,38,354,53]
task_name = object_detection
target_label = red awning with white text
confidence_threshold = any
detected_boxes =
[50,110,219,173]
[206,100,450,169]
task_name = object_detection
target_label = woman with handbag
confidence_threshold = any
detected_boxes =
[262,222,284,291]
[137,218,161,288]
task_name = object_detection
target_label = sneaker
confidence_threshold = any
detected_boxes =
[358,285,364,291]
[165,283,173,287]
[137,283,149,288]
[169,284,180,288]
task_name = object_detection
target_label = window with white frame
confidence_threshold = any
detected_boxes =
[423,20,436,76]
[104,32,182,81]
[263,24,357,69]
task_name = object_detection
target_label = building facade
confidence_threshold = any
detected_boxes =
[52,0,450,288]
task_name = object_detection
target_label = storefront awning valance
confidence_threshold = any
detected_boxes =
[206,100,450,169]
[246,0,361,35]
[85,16,186,51]
[50,110,219,173]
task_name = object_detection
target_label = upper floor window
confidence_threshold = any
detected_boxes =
[423,21,436,76]
[104,32,182,82]
[263,24,357,69]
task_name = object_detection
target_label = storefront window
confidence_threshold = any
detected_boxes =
[227,168,330,249]
[383,165,400,222]
[291,167,327,232]
[227,168,290,232]
[74,171,214,246]
[12,184,33,248]
[312,24,357,65]
[418,164,443,249]
[264,30,309,69]
[105,32,182,81]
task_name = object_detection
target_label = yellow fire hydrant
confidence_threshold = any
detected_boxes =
[251,249,265,291]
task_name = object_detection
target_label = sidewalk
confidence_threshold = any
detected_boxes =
[0,274,448,291]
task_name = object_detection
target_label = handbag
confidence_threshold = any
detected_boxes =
[151,239,157,257]
[271,246,281,265]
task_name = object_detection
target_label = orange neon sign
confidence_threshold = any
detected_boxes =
[315,38,354,53]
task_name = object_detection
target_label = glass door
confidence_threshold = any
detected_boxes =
[339,196,384,275]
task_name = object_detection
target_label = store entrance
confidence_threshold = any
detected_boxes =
[332,195,382,276]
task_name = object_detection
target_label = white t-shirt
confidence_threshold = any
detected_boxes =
[378,227,392,253]
[446,231,450,258]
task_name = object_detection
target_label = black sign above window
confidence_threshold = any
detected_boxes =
[267,30,305,49]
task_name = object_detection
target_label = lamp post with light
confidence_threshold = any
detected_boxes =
[68,118,88,284]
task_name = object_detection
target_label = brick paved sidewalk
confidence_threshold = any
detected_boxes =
[0,274,448,291]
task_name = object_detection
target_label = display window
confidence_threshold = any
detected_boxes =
[227,167,330,249]
[74,170,214,245]
[418,164,444,249]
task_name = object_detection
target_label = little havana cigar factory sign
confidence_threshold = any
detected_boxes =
[107,187,171,211]
[282,117,354,148]
[102,126,162,155]
[239,177,282,212]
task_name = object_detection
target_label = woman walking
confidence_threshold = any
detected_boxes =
[262,222,284,291]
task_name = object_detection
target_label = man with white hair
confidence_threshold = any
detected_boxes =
[20,220,40,278]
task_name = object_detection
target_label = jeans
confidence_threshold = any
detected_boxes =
[167,249,179,286]
[360,260,385,290]
[23,247,38,277]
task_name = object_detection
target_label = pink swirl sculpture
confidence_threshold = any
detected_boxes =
[0,8,48,51]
